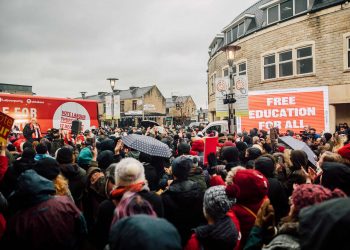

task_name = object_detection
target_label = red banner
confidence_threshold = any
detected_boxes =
[204,136,218,165]
[0,94,99,133]
[238,87,329,133]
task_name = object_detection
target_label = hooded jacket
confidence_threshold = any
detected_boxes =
[4,170,87,250]
[162,179,205,246]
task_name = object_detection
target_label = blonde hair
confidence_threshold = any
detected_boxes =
[283,149,293,168]
[53,174,70,196]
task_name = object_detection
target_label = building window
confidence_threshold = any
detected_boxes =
[227,29,233,44]
[238,22,245,37]
[210,73,216,94]
[132,100,137,110]
[295,0,308,14]
[120,101,124,112]
[280,0,293,20]
[232,26,238,41]
[238,62,247,75]
[223,68,229,77]
[297,46,313,74]
[267,5,279,24]
[279,50,293,77]
[264,55,276,79]
[347,36,350,69]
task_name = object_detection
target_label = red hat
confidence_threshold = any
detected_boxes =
[210,175,226,187]
[277,145,285,153]
[337,144,350,161]
[232,169,268,202]
[191,139,204,152]
[292,184,346,215]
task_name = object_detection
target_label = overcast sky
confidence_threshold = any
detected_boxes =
[0,0,257,108]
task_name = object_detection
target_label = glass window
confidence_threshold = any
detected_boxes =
[279,50,293,77]
[132,100,137,110]
[295,0,308,14]
[347,37,350,69]
[238,22,245,37]
[223,68,229,77]
[232,26,238,41]
[238,62,247,75]
[297,46,313,74]
[268,5,279,24]
[226,30,232,44]
[280,0,293,20]
[120,101,125,112]
[246,18,256,32]
[264,54,276,79]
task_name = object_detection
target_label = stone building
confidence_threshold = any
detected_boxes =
[85,85,166,127]
[207,0,350,132]
[166,96,197,125]
[0,83,33,95]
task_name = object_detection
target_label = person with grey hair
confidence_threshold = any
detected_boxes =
[185,184,240,250]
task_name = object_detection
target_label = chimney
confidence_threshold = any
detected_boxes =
[129,86,138,91]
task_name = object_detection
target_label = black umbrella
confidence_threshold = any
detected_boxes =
[122,134,172,158]
[140,120,159,128]
[279,136,317,166]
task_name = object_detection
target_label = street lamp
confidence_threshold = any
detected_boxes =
[107,78,119,128]
[80,91,87,99]
[221,45,241,134]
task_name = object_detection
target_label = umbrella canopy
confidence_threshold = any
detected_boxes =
[279,136,317,166]
[122,134,172,158]
[140,120,159,128]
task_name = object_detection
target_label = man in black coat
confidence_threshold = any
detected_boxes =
[161,156,205,246]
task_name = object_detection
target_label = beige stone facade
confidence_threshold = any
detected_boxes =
[208,3,350,132]
[166,96,197,123]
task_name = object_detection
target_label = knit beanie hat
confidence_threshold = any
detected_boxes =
[56,147,74,164]
[321,162,350,195]
[291,184,346,216]
[171,156,193,180]
[97,150,114,170]
[254,156,275,178]
[203,184,239,220]
[33,158,60,180]
[337,144,350,161]
[114,158,146,187]
[77,147,93,166]
[221,146,239,163]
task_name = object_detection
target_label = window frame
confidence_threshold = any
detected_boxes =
[263,54,277,80]
[267,4,280,24]
[344,33,350,71]
[237,21,245,38]
[238,61,247,76]
[120,101,125,113]
[296,46,314,75]
[279,50,294,77]
[132,100,137,111]
[261,42,315,81]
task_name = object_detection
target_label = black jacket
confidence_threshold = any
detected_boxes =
[161,179,205,246]
[267,177,289,223]
[194,216,238,250]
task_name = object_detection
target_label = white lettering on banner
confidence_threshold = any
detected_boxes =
[258,120,304,130]
[249,107,316,119]
[266,96,296,106]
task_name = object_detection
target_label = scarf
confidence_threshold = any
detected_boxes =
[109,181,146,199]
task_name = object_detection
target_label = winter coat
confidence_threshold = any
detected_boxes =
[59,163,87,208]
[162,179,205,246]
[0,156,8,182]
[0,192,7,240]
[143,162,159,191]
[185,216,238,250]
[188,167,207,192]
[4,170,87,250]
[299,198,350,250]
[266,178,289,223]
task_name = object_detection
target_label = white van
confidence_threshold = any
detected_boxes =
[202,120,229,135]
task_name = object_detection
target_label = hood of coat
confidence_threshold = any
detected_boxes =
[9,169,55,209]
[59,163,81,178]
[195,216,238,250]
[167,180,202,204]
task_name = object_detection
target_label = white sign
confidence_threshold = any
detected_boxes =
[105,95,112,119]
[53,102,91,131]
[215,77,229,118]
[113,95,121,119]
[234,75,249,116]
[125,110,143,116]
[144,104,156,111]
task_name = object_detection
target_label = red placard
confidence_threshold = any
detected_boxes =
[0,94,98,133]
[204,136,219,165]
[0,111,14,143]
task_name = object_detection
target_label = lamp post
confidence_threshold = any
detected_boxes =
[80,91,87,99]
[107,78,118,129]
[222,45,241,134]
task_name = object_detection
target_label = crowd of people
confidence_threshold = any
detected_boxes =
[0,121,350,250]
